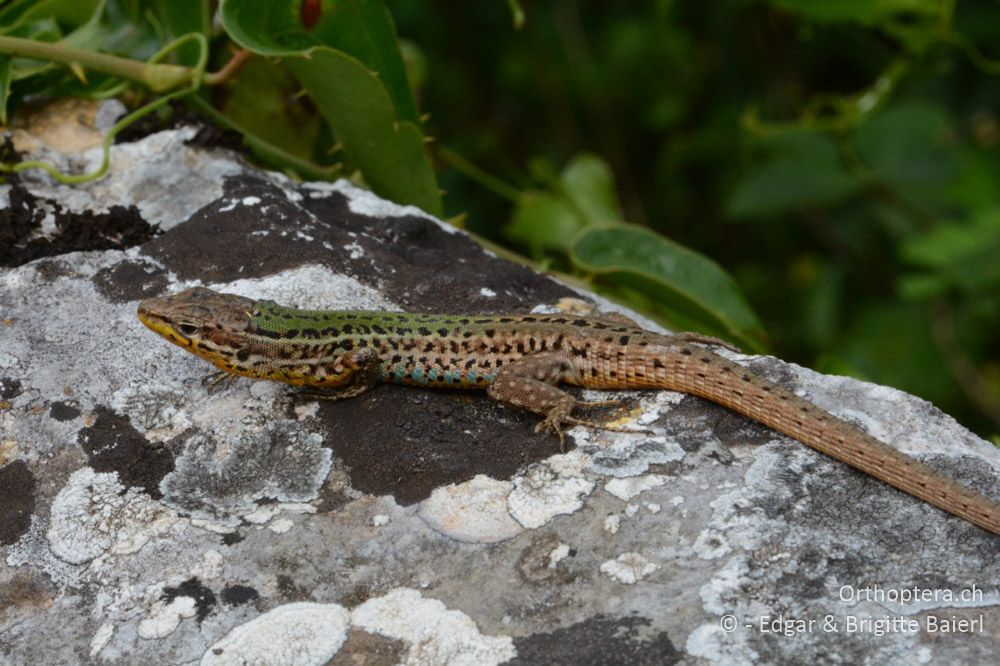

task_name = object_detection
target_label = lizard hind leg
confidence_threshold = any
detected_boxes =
[487,353,650,450]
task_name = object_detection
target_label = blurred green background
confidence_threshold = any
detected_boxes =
[1,0,998,440]
[394,0,1000,441]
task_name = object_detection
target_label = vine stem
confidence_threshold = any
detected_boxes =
[0,35,192,92]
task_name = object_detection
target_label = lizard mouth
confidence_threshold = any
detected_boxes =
[137,299,195,348]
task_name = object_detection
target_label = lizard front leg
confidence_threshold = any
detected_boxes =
[298,347,383,402]
[202,370,238,393]
[486,352,647,450]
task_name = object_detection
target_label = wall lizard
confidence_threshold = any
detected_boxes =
[138,287,1000,535]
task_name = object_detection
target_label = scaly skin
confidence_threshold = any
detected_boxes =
[138,287,1000,535]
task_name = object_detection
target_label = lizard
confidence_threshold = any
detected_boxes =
[137,286,1000,535]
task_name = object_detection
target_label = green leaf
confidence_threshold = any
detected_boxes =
[855,102,956,189]
[0,56,11,124]
[310,0,418,124]
[220,0,440,215]
[219,57,323,163]
[507,153,624,254]
[507,191,587,255]
[222,0,417,124]
[153,0,210,67]
[218,0,315,54]
[900,208,1000,295]
[764,0,939,26]
[286,49,441,215]
[0,0,102,29]
[728,132,861,217]
[571,224,766,350]
[821,302,956,405]
[558,153,623,226]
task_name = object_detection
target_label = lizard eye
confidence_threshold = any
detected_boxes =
[176,323,199,337]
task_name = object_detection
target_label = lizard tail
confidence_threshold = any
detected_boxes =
[657,344,1000,535]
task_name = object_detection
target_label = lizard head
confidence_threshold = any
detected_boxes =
[138,287,256,369]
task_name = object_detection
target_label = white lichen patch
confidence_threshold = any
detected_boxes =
[588,434,685,478]
[159,420,331,527]
[324,180,445,227]
[191,550,225,580]
[351,588,516,666]
[89,622,115,657]
[599,552,659,585]
[548,542,571,568]
[268,518,294,534]
[344,241,364,259]
[507,451,595,529]
[138,595,197,639]
[201,602,350,666]
[16,127,245,230]
[417,474,522,543]
[372,514,390,527]
[604,474,669,501]
[212,264,399,312]
[693,529,731,560]
[46,468,178,565]
[604,514,621,534]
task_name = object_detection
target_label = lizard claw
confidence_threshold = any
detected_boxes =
[202,370,236,393]
[535,411,569,451]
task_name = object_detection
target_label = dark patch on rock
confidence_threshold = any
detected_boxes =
[0,176,158,268]
[276,574,311,601]
[0,569,57,625]
[162,577,216,623]
[113,101,198,143]
[328,629,407,666]
[184,124,249,154]
[299,186,573,312]
[317,385,563,505]
[48,401,81,422]
[141,176,335,282]
[511,615,681,666]
[141,175,573,314]
[77,406,174,499]
[666,395,775,453]
[92,260,169,303]
[0,377,23,401]
[0,461,36,545]
[220,584,259,607]
[221,531,245,546]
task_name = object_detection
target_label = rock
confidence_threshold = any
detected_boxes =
[2,127,999,665]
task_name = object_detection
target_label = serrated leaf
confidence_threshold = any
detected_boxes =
[310,0,418,123]
[286,49,441,215]
[571,224,765,350]
[220,0,440,215]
